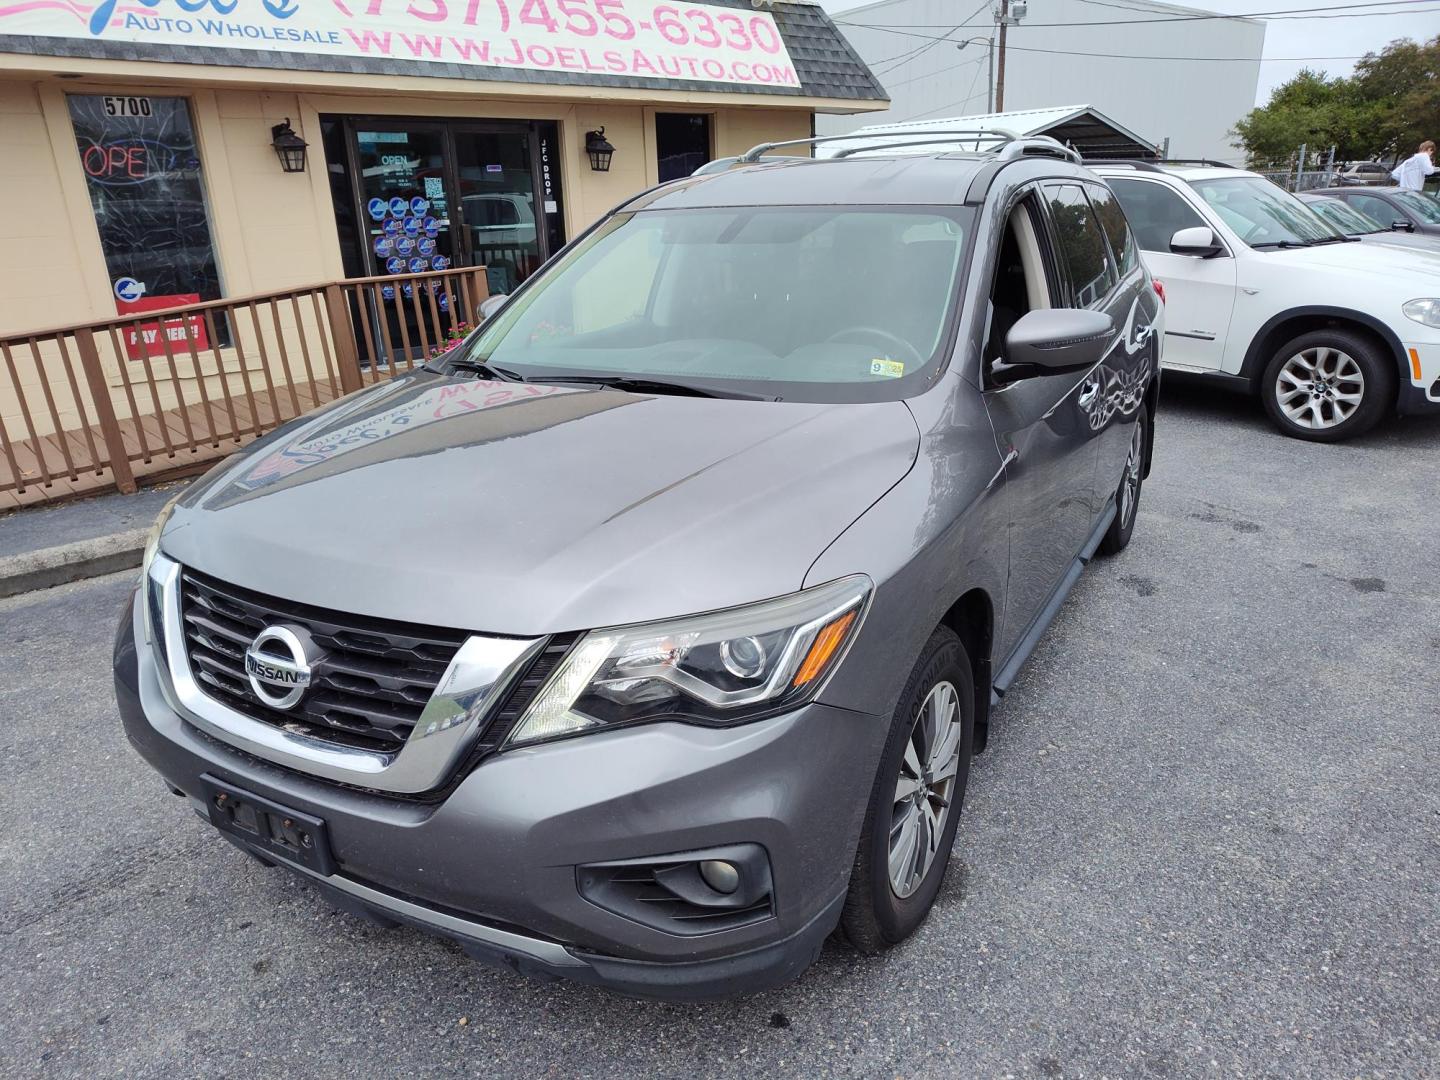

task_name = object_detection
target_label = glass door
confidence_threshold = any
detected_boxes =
[353,124,456,278]
[350,124,460,368]
[452,125,545,296]
[333,119,555,368]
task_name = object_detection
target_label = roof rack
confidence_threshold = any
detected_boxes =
[1082,157,1236,171]
[734,129,1081,165]
[1157,158,1237,168]
[1081,159,1163,172]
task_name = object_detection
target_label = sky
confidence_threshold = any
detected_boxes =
[818,0,1439,106]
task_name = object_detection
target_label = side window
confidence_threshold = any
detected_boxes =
[1087,183,1139,278]
[985,197,1052,362]
[1106,177,1208,253]
[1043,183,1116,308]
[1346,193,1397,224]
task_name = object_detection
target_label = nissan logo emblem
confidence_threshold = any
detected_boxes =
[244,625,319,710]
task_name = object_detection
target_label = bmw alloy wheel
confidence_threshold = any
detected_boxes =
[889,680,964,898]
[1275,346,1365,430]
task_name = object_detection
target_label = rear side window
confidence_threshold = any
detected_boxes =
[1087,183,1139,278]
[1106,177,1208,252]
[1042,183,1115,308]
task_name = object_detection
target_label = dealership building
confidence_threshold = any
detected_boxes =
[0,0,886,336]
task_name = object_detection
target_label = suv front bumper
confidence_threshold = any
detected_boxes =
[114,592,881,1000]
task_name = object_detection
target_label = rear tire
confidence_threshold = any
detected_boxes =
[839,627,974,953]
[1260,329,1392,442]
[1097,405,1147,557]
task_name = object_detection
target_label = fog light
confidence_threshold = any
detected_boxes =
[699,859,740,894]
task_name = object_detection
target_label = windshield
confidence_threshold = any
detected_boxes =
[1191,177,1337,247]
[1392,191,1440,224]
[458,205,972,402]
[1304,196,1383,235]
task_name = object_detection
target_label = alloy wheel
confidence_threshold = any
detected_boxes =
[1120,420,1144,526]
[889,680,963,899]
[1275,346,1365,430]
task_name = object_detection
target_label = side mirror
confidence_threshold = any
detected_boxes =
[995,308,1114,382]
[1391,219,1415,233]
[478,294,509,320]
[1170,226,1224,258]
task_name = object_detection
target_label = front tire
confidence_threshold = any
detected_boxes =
[1260,330,1393,442]
[839,627,974,953]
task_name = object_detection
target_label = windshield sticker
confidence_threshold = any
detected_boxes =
[870,359,905,379]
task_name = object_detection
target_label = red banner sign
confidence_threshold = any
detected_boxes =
[115,293,209,360]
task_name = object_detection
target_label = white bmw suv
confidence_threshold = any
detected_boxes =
[1092,162,1440,441]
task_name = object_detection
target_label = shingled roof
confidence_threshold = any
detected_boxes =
[0,0,887,104]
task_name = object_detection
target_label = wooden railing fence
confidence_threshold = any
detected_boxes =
[0,266,489,509]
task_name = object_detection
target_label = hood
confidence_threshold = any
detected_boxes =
[161,373,920,635]
[1259,239,1440,283]
[1358,232,1440,255]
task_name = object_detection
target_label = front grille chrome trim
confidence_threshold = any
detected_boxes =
[149,553,545,794]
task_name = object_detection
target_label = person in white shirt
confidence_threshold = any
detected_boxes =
[1392,140,1436,191]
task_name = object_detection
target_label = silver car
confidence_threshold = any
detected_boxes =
[115,135,1163,999]
[1298,193,1440,253]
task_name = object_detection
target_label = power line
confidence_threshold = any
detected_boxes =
[905,86,1002,122]
[836,0,1434,33]
[880,52,987,92]
[868,0,990,75]
[969,39,1424,60]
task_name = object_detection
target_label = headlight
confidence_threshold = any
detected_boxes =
[505,575,872,748]
[1403,298,1440,328]
[140,494,182,583]
[139,494,182,643]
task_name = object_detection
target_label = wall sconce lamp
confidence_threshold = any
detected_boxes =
[584,128,615,172]
[270,118,309,173]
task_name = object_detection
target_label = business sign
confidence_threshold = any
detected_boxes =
[4,0,799,87]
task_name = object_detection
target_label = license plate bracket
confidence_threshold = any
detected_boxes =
[201,774,335,875]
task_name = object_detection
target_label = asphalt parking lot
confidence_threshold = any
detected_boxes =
[2,379,1438,1078]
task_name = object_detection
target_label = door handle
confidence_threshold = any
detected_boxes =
[1077,378,1100,407]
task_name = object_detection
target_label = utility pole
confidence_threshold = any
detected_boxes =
[994,0,1025,113]
[957,36,996,113]
[987,34,995,113]
[995,0,1009,113]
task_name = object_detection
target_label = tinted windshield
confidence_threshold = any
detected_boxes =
[1191,177,1336,247]
[1392,191,1440,224]
[1304,196,1383,235]
[460,206,972,402]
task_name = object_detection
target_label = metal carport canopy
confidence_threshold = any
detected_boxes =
[818,105,1159,159]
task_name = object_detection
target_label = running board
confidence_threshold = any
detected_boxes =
[990,501,1116,704]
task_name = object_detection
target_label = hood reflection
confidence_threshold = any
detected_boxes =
[211,375,624,508]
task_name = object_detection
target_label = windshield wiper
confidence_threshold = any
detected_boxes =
[433,356,524,381]
[1310,234,1360,245]
[1250,239,1315,249]
[533,374,776,401]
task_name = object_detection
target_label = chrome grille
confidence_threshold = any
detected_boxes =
[179,570,465,753]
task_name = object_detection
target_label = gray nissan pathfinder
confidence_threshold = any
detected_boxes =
[114,132,1163,1000]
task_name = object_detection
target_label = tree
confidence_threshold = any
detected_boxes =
[1351,35,1440,157]
[1230,69,1370,165]
[1229,36,1439,165]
